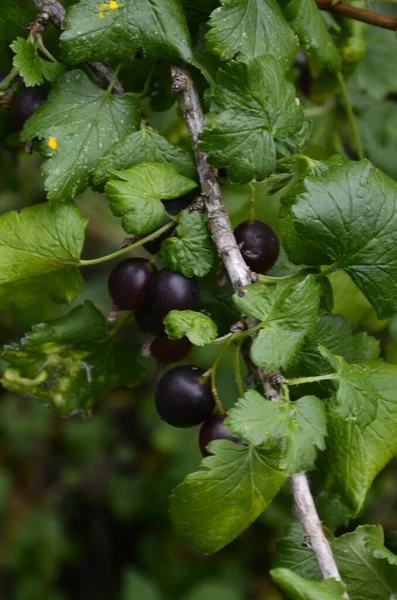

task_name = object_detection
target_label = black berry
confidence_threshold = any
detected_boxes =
[135,306,166,337]
[155,365,214,427]
[144,194,193,255]
[108,258,156,310]
[12,86,47,129]
[150,336,192,363]
[234,220,279,274]
[148,269,199,316]
[199,413,242,457]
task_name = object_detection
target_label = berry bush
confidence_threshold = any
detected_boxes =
[1,0,397,598]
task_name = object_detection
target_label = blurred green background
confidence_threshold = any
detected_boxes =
[1,1,397,598]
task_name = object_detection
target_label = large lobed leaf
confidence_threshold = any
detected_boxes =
[21,70,140,203]
[281,159,397,319]
[199,55,309,184]
[61,0,192,64]
[170,441,287,553]
[206,0,297,68]
[1,302,147,417]
[0,202,87,309]
[233,277,319,371]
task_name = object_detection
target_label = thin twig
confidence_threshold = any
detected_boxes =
[170,64,347,592]
[317,0,397,30]
[32,0,124,93]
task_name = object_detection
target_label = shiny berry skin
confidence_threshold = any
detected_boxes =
[234,220,279,274]
[144,195,192,255]
[150,336,191,363]
[148,269,199,316]
[155,365,214,428]
[135,306,166,337]
[12,87,47,129]
[108,258,156,310]
[199,413,242,457]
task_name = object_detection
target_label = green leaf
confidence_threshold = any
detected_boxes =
[270,568,345,599]
[289,311,380,381]
[206,0,297,68]
[105,163,197,235]
[333,526,397,600]
[0,203,87,309]
[326,360,397,513]
[281,395,327,473]
[226,390,290,448]
[281,160,397,319]
[353,26,397,100]
[61,0,192,64]
[320,347,377,429]
[93,126,197,190]
[226,391,326,473]
[0,0,35,64]
[199,56,309,184]
[272,521,321,581]
[1,302,147,417]
[11,38,65,87]
[164,310,218,346]
[233,277,319,370]
[21,70,140,203]
[170,441,286,553]
[358,99,397,182]
[161,210,214,277]
[279,0,341,72]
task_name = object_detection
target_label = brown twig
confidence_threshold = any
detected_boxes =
[32,0,124,93]
[170,64,347,592]
[317,0,397,30]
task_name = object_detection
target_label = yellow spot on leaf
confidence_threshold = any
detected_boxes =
[48,136,57,150]
[98,1,120,19]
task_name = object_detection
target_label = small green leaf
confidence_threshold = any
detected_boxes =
[161,210,214,277]
[226,390,290,448]
[164,310,217,346]
[1,302,147,417]
[21,70,140,203]
[270,568,345,599]
[326,361,397,513]
[61,0,192,64]
[279,0,341,71]
[207,0,297,68]
[93,126,197,190]
[199,56,309,184]
[0,203,87,309]
[282,395,327,474]
[11,38,65,87]
[281,160,397,319]
[105,163,197,236]
[320,347,377,429]
[170,441,286,553]
[226,391,326,473]
[233,277,319,370]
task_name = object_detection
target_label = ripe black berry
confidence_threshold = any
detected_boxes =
[234,220,279,274]
[155,365,214,427]
[148,269,199,316]
[108,258,156,310]
[144,194,193,255]
[135,306,166,337]
[12,86,47,129]
[150,336,191,363]
[199,413,242,457]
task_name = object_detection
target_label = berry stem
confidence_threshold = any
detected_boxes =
[79,221,174,266]
[0,67,20,91]
[234,341,245,397]
[108,311,133,337]
[287,373,338,385]
[248,183,256,222]
[106,63,122,94]
[336,71,364,161]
